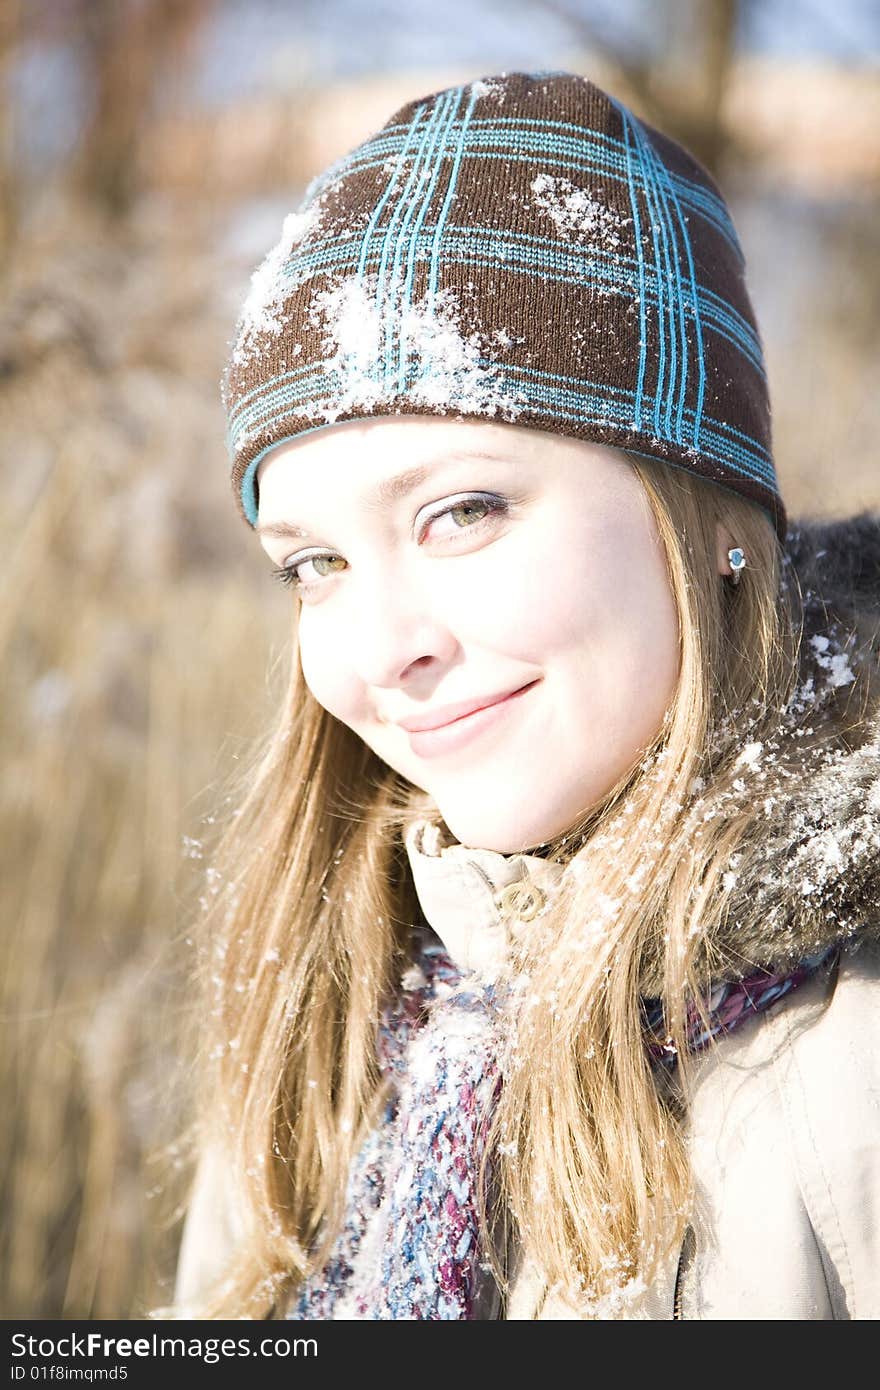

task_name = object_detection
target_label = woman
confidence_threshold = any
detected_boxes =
[165,71,880,1319]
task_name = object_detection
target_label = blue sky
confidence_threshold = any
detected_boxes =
[13,0,879,176]
[193,0,879,101]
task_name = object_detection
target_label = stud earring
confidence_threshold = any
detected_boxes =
[727,546,746,585]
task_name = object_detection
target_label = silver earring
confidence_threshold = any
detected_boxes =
[727,546,746,585]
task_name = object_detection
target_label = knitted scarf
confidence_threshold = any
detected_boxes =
[285,926,837,1321]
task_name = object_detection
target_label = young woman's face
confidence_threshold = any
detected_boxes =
[256,416,681,852]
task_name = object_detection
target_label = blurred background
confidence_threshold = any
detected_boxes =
[1,0,878,1319]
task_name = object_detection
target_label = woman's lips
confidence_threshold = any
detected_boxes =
[404,680,539,758]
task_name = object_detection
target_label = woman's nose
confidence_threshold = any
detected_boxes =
[346,571,459,690]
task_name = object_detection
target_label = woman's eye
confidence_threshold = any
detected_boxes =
[270,553,345,590]
[419,493,508,542]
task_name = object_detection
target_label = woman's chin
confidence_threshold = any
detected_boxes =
[435,807,551,856]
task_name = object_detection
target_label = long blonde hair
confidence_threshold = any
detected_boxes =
[155,453,812,1318]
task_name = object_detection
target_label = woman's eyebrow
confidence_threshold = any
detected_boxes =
[256,450,508,538]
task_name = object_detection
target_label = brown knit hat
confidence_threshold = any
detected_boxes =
[223,70,785,541]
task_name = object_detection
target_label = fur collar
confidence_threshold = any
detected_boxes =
[405,513,880,993]
[696,511,880,989]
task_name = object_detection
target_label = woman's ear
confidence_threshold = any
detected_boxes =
[716,521,738,577]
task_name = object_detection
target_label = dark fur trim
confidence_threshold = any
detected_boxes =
[644,511,880,994]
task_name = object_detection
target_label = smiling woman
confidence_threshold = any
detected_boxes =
[160,71,880,1321]
[254,416,685,853]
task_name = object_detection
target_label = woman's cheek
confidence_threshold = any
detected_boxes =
[449,558,540,646]
[298,629,357,725]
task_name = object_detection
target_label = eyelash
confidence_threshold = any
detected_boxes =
[269,493,510,593]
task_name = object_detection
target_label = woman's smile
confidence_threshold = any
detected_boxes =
[402,679,541,759]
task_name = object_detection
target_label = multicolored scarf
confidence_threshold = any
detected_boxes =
[285,928,837,1320]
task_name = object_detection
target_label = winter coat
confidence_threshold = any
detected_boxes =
[174,513,880,1319]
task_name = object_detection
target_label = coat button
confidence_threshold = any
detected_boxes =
[494,881,546,921]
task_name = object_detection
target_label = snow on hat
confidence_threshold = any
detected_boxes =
[223,70,786,541]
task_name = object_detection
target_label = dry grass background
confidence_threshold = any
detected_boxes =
[1,18,878,1319]
[0,193,297,1317]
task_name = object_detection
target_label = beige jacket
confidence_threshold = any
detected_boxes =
[508,944,880,1319]
[395,820,880,1320]
[175,835,880,1320]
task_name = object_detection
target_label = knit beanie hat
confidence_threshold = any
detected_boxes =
[223,70,786,542]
